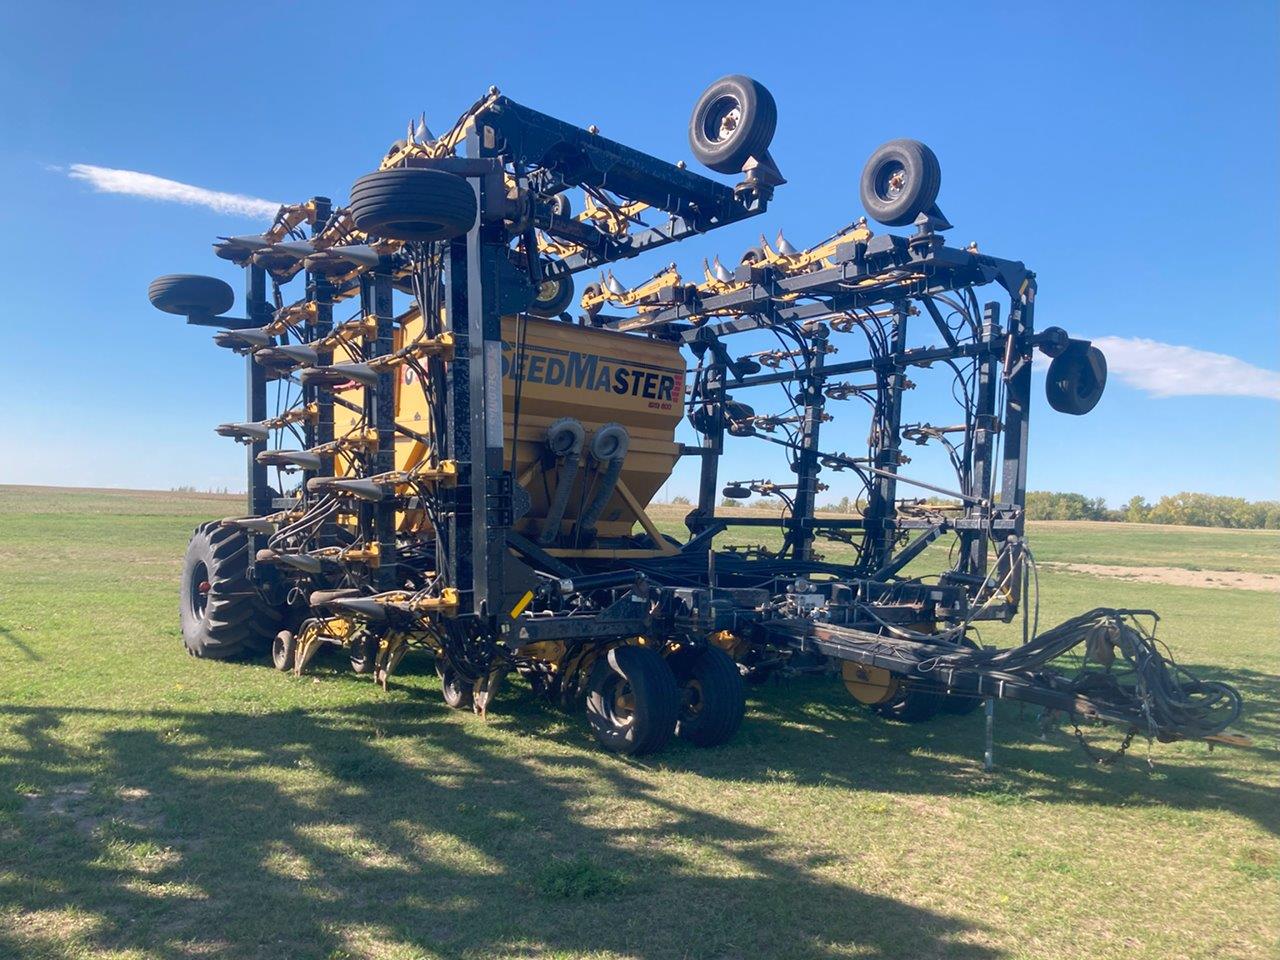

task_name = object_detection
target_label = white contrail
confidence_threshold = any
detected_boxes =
[1091,336,1280,401]
[66,163,281,218]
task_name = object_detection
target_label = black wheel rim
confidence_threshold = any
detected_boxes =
[875,161,908,202]
[681,678,705,720]
[601,675,636,728]
[188,560,210,619]
[703,95,743,144]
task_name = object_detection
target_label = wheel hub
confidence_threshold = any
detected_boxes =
[537,278,560,303]
[681,678,705,717]
[878,163,907,201]
[705,96,743,144]
[608,678,636,726]
[188,561,210,618]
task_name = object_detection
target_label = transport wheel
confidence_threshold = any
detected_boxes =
[348,168,477,243]
[674,647,746,747]
[1046,341,1107,415]
[688,75,777,174]
[585,645,679,756]
[148,274,234,317]
[938,637,983,715]
[179,522,283,659]
[874,683,944,723]
[859,139,942,227]
[271,630,296,672]
[437,663,474,710]
[528,270,574,318]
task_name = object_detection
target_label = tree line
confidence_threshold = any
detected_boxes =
[666,490,1280,529]
[1025,490,1280,529]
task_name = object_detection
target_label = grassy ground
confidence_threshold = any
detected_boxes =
[0,486,1276,960]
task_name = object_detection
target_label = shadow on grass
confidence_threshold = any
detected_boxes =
[0,652,1273,959]
[476,659,1279,837]
[0,624,41,662]
[0,692,1003,960]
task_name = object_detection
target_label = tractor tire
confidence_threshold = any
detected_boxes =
[348,168,476,243]
[688,75,777,174]
[859,139,942,227]
[148,274,235,317]
[874,683,944,723]
[179,522,282,660]
[674,646,746,747]
[585,645,679,756]
[528,270,574,318]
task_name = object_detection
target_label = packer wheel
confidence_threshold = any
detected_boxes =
[585,645,679,756]
[271,630,296,672]
[673,646,746,747]
[437,662,475,710]
[528,270,574,318]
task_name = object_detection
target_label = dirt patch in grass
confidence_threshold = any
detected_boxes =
[1042,562,1280,592]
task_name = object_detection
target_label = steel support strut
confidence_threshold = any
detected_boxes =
[309,197,334,547]
[245,265,272,515]
[786,324,828,561]
[998,281,1035,606]
[959,302,1001,577]
[864,302,910,569]
[371,266,397,590]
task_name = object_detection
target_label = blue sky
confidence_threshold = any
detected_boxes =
[0,1,1276,505]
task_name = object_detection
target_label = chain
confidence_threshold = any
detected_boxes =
[1073,722,1137,766]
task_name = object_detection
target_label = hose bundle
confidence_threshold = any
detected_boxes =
[945,608,1243,741]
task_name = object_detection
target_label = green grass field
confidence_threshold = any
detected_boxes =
[0,486,1276,960]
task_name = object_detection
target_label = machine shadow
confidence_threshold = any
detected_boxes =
[254,649,1280,840]
[0,699,1002,960]
[666,667,1280,837]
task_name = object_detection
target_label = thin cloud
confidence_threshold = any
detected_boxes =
[65,163,281,218]
[1092,336,1280,401]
